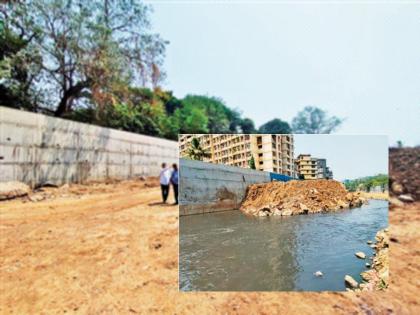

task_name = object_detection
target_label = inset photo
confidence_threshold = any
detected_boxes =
[179,134,388,292]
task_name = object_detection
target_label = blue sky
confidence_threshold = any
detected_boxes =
[294,135,388,181]
[147,1,420,146]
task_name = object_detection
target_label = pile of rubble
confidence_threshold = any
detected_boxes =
[389,147,419,204]
[240,179,366,217]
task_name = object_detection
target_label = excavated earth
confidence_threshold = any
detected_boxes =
[240,179,366,217]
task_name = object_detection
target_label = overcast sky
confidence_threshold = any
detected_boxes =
[148,1,420,146]
[294,135,388,181]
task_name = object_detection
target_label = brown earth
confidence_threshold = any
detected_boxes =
[1,182,419,314]
[389,147,420,200]
[0,148,419,314]
[240,179,365,216]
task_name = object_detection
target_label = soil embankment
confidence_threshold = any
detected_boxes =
[240,179,365,216]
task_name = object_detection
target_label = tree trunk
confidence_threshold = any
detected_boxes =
[54,80,91,117]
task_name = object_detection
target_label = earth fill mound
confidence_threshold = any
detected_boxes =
[240,179,366,217]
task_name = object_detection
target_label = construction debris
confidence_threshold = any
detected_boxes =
[344,275,359,289]
[0,181,31,200]
[240,179,366,217]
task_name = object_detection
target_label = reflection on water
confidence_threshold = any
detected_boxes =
[179,199,388,291]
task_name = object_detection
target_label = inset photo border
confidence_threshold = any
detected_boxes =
[178,134,389,292]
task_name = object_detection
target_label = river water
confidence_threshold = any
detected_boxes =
[179,199,388,291]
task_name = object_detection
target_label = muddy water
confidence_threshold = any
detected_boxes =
[179,199,388,291]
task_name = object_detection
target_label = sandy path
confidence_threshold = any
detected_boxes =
[0,183,419,314]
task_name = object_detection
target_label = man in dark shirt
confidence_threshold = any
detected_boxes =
[170,163,179,205]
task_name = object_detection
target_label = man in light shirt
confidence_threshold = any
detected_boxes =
[159,163,172,203]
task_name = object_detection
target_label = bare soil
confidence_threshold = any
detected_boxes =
[1,148,419,314]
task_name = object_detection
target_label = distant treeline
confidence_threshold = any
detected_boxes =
[343,174,389,192]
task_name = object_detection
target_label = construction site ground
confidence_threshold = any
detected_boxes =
[1,180,419,314]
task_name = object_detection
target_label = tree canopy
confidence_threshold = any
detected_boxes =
[258,118,291,134]
[291,106,344,134]
[1,0,166,116]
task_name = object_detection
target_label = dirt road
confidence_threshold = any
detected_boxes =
[0,180,419,314]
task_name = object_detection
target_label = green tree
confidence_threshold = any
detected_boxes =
[174,102,209,134]
[248,156,256,169]
[259,118,291,134]
[181,95,231,133]
[186,137,211,161]
[240,118,256,133]
[1,0,167,116]
[344,174,389,192]
[291,106,344,134]
[0,15,42,110]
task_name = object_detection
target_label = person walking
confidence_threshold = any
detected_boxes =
[159,163,171,203]
[170,163,179,205]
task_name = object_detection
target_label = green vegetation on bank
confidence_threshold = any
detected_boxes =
[1,1,344,139]
[343,174,389,192]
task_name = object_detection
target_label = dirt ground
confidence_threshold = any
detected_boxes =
[1,146,420,314]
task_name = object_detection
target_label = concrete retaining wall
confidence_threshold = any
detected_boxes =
[0,106,178,186]
[180,158,271,215]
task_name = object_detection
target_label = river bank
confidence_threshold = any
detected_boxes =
[360,191,389,201]
[359,229,389,291]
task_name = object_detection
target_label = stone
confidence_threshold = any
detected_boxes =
[367,240,372,244]
[398,194,414,202]
[389,197,404,207]
[391,182,404,194]
[0,181,31,200]
[28,194,45,202]
[355,252,366,259]
[314,271,323,277]
[366,263,371,267]
[360,271,373,281]
[281,209,293,216]
[344,275,358,288]
[299,203,309,211]
[273,209,282,216]
[370,244,376,249]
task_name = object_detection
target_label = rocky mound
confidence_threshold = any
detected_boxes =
[240,179,366,217]
[389,147,419,201]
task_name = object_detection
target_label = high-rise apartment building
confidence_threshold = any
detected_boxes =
[179,134,295,177]
[296,154,333,180]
